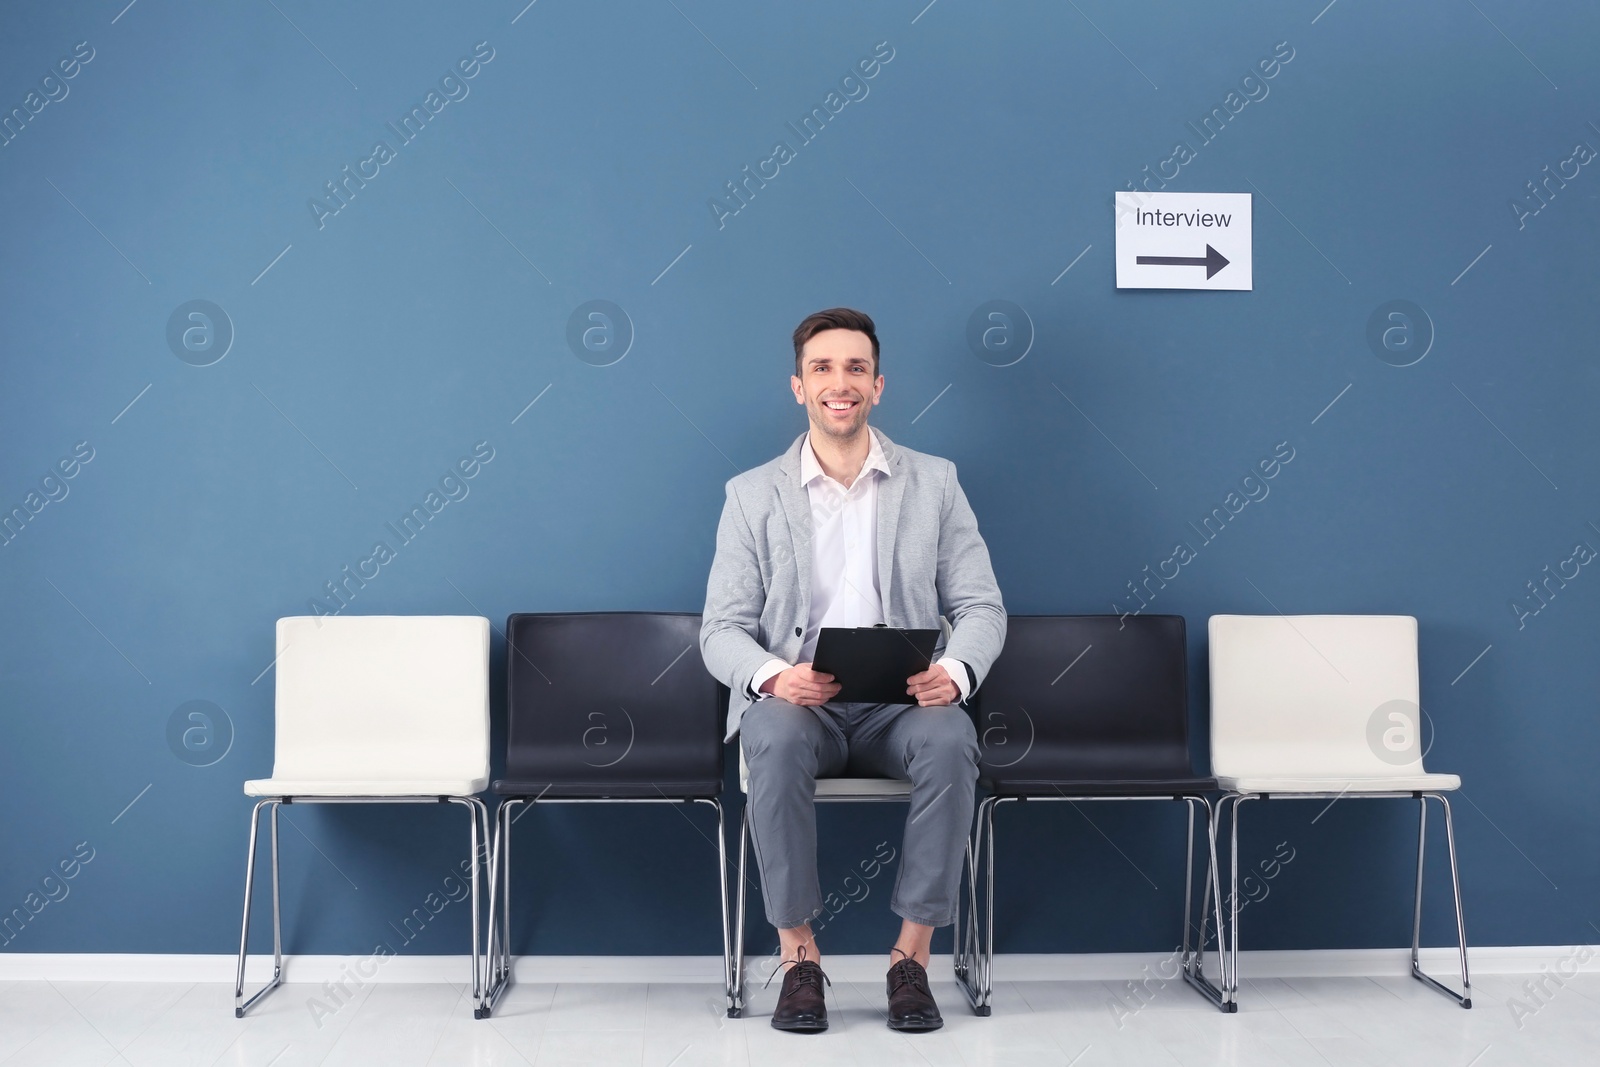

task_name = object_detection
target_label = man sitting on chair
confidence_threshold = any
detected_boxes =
[700,307,1007,1033]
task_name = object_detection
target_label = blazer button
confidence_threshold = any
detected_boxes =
[795,627,802,636]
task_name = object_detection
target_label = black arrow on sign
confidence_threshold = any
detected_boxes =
[1137,244,1230,279]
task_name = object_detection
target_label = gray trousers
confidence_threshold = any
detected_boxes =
[740,697,979,929]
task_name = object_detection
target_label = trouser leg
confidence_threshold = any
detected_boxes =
[740,698,847,929]
[846,703,979,927]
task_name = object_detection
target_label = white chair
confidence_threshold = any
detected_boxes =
[1207,614,1469,1009]
[234,615,493,1018]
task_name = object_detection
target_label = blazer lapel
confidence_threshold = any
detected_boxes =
[874,429,906,625]
[774,434,812,631]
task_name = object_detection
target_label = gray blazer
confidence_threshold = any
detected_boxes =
[700,428,1007,739]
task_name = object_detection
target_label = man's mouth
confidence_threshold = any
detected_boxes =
[822,399,859,411]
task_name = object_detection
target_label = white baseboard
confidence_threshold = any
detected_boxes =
[0,946,1592,984]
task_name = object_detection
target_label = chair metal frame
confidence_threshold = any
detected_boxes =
[234,794,492,1018]
[952,792,1230,1015]
[478,794,733,1019]
[1212,789,1470,1009]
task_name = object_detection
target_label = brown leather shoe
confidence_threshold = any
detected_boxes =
[886,955,943,1032]
[770,948,829,1033]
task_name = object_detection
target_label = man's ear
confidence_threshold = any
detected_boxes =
[791,375,806,403]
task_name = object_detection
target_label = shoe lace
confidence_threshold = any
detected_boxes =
[765,944,831,991]
[887,948,929,994]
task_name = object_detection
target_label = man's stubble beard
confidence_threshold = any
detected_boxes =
[809,396,870,443]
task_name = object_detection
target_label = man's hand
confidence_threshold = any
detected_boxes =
[906,663,959,707]
[761,662,842,707]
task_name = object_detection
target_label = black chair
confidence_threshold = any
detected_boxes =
[953,614,1230,1014]
[478,612,732,1018]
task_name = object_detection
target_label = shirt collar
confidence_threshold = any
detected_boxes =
[800,426,891,489]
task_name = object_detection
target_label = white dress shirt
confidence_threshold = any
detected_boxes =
[750,427,970,704]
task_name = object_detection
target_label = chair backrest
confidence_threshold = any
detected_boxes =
[1208,614,1426,779]
[504,612,723,787]
[272,615,490,783]
[976,615,1195,781]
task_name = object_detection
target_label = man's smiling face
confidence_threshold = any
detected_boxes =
[791,327,883,442]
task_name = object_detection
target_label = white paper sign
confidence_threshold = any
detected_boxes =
[1115,191,1252,291]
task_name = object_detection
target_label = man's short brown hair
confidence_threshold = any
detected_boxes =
[792,307,879,376]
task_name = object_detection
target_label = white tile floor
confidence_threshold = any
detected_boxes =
[1,971,1595,1066]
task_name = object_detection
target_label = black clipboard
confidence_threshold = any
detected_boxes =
[811,625,940,705]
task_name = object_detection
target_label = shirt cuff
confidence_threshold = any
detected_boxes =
[749,658,790,700]
[937,656,971,703]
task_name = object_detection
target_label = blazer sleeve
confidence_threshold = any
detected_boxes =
[700,480,780,698]
[935,461,1007,691]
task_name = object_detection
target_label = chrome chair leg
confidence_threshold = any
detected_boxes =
[1182,797,1196,962]
[1187,797,1214,979]
[953,824,980,997]
[446,797,485,1008]
[500,800,515,989]
[953,836,969,980]
[728,804,749,1018]
[976,795,999,1014]
[963,823,980,982]
[1193,796,1220,991]
[695,798,736,1017]
[1180,795,1228,1011]
[475,798,501,1015]
[481,799,495,984]
[235,798,284,1018]
[1411,793,1425,976]
[953,796,992,1014]
[1440,795,1472,1005]
[1206,795,1228,1001]
[479,798,519,1019]
[952,816,970,996]
[477,801,501,1020]
[477,799,488,1001]
[471,799,484,1002]
[1410,793,1472,1007]
[1222,793,1258,1007]
[270,803,282,983]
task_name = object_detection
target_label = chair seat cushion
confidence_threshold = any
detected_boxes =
[1216,773,1460,794]
[493,778,722,799]
[814,777,911,799]
[735,756,913,798]
[244,777,488,797]
[981,776,1219,797]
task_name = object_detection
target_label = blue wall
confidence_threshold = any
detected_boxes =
[2,0,1596,960]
